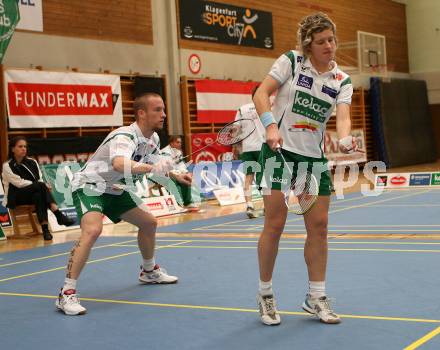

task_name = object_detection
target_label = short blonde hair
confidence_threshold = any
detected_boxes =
[297,12,337,57]
[133,92,162,120]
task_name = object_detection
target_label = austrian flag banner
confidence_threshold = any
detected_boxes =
[195,79,258,123]
[4,69,123,128]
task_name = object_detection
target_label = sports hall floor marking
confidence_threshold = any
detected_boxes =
[192,189,429,231]
[0,291,439,325]
[0,241,191,283]
[113,243,440,253]
[156,232,440,240]
[0,239,139,268]
[4,238,440,283]
[404,326,440,350]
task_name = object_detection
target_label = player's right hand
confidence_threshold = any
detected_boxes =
[150,158,174,175]
[266,124,282,151]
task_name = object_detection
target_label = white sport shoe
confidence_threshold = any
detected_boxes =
[256,293,281,325]
[185,203,201,212]
[302,294,341,324]
[55,289,87,316]
[246,207,259,219]
[138,265,178,284]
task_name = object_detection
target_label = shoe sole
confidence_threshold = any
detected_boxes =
[302,303,341,324]
[138,279,178,285]
[55,301,87,316]
[260,318,281,326]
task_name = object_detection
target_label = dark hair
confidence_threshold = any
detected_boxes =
[8,136,28,160]
[133,92,162,119]
[169,135,182,143]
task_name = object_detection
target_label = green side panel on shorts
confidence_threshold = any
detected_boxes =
[256,143,332,196]
[72,188,143,223]
[240,151,261,176]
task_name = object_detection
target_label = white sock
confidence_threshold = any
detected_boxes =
[259,279,273,296]
[246,201,254,209]
[309,281,326,299]
[143,257,156,271]
[62,278,77,292]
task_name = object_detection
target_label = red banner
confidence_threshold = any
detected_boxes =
[8,83,113,116]
[195,79,258,123]
[4,69,122,128]
[191,133,233,163]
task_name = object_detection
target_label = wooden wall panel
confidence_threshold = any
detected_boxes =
[177,0,408,72]
[34,1,153,44]
[180,77,374,161]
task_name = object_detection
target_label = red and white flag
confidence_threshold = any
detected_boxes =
[4,69,123,128]
[195,79,258,123]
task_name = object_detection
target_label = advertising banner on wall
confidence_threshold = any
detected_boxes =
[5,69,123,128]
[325,129,367,166]
[17,0,43,32]
[191,133,233,163]
[179,0,273,49]
[195,79,258,123]
[374,171,440,189]
[0,0,20,63]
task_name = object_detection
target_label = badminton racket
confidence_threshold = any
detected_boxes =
[276,147,319,215]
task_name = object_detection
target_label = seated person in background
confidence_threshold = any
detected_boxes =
[161,135,201,211]
[1,136,75,240]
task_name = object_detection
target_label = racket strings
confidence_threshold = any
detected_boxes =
[288,171,319,214]
[217,119,255,146]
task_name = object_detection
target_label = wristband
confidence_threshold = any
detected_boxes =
[260,111,276,128]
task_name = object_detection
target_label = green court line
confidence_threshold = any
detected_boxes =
[195,227,440,233]
[0,241,191,283]
[331,204,440,207]
[285,189,430,224]
[113,244,440,253]
[118,239,440,246]
[0,291,439,324]
[404,326,440,350]
[0,239,138,268]
[191,192,391,231]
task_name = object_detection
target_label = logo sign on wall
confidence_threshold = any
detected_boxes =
[17,0,43,32]
[188,54,202,74]
[179,0,273,49]
[4,69,123,128]
[431,173,440,186]
[409,174,431,186]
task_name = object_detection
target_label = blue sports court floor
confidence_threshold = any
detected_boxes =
[1,188,440,349]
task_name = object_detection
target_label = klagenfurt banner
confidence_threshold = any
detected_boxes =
[4,69,123,128]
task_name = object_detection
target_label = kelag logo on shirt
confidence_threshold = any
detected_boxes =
[297,74,313,89]
[292,91,331,123]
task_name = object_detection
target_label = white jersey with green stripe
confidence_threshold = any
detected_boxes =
[269,50,353,158]
[234,102,266,152]
[71,122,160,194]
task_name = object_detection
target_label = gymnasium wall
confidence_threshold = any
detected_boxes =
[405,0,440,153]
[177,0,410,91]
[4,0,409,136]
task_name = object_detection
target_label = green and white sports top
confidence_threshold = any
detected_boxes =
[71,122,160,194]
[269,50,353,158]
